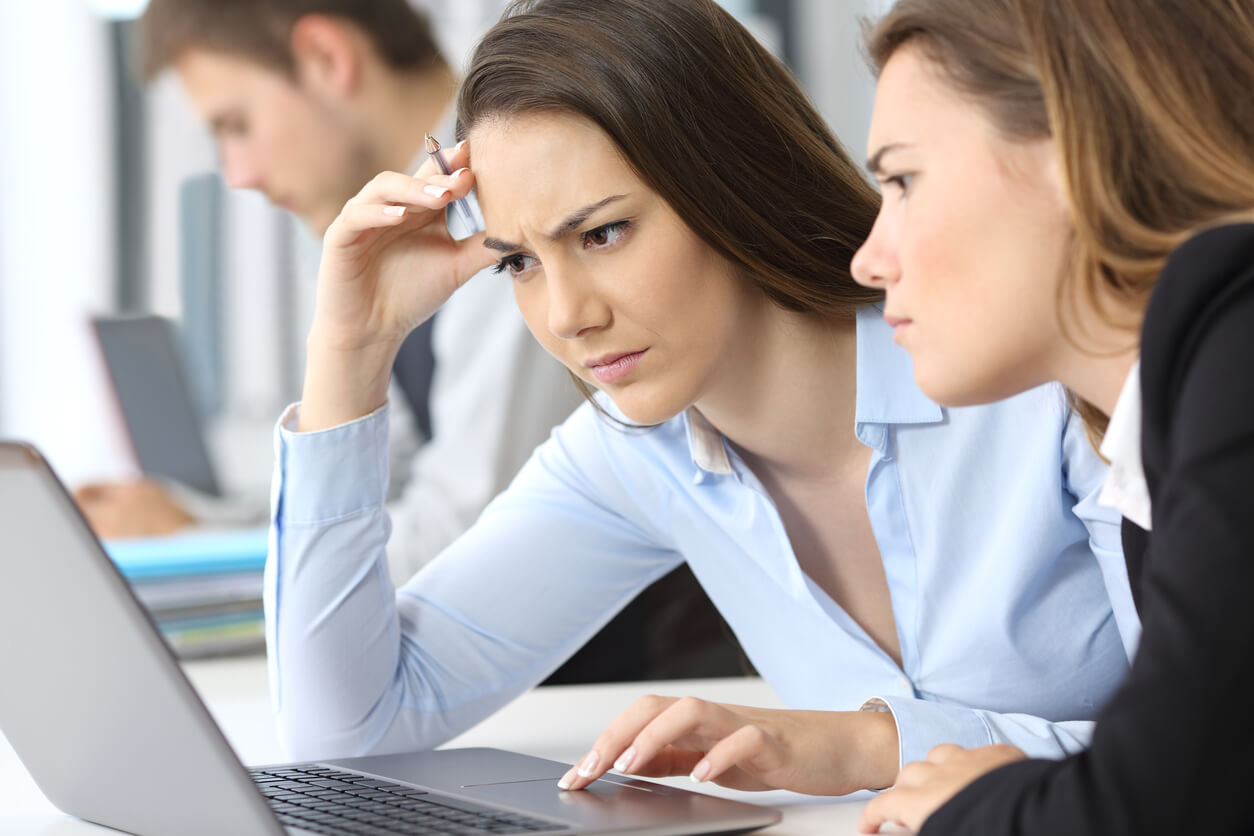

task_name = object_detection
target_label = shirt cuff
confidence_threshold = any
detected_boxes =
[275,401,392,525]
[860,695,994,767]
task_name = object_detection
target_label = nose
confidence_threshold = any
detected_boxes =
[851,209,900,289]
[545,263,610,341]
[219,141,263,191]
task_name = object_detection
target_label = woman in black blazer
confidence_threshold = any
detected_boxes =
[847,0,1254,832]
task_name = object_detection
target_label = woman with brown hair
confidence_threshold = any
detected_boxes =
[267,0,1135,797]
[847,0,1254,832]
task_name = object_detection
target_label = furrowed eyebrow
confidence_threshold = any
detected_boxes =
[482,194,628,253]
[547,195,626,240]
[866,143,911,175]
[483,236,521,252]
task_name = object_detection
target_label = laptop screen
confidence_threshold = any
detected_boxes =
[92,314,221,497]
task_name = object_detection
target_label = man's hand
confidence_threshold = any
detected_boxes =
[74,479,195,538]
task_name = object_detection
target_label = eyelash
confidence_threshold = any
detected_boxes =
[491,219,634,277]
[880,173,915,194]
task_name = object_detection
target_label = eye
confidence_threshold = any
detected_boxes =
[880,173,915,195]
[491,253,539,278]
[582,220,631,249]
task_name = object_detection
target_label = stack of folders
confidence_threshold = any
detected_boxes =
[103,527,269,659]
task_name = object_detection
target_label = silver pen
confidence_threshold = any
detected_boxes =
[424,134,485,239]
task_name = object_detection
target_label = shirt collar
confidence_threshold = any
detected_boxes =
[1098,359,1152,530]
[685,408,734,476]
[854,304,944,427]
[683,305,942,477]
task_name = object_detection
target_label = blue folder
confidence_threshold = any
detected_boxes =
[103,526,269,581]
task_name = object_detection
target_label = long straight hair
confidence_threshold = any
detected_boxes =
[866,0,1254,442]
[457,0,884,412]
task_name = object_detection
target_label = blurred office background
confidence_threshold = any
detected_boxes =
[0,0,891,491]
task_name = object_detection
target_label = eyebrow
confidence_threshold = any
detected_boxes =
[482,194,628,252]
[866,143,912,175]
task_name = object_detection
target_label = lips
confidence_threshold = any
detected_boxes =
[885,314,912,344]
[586,349,647,384]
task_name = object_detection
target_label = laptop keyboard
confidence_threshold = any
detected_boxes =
[250,766,569,836]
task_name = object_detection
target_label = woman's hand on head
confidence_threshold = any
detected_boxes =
[558,696,900,797]
[300,142,497,431]
[313,142,493,351]
[857,743,1026,833]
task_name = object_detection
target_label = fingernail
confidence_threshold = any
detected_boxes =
[452,167,469,179]
[383,205,406,217]
[557,768,576,790]
[689,760,711,783]
[424,185,449,198]
[575,751,600,779]
[613,747,636,773]
[455,139,468,152]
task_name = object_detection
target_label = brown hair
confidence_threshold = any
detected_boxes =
[138,0,445,81]
[866,0,1254,442]
[457,0,884,413]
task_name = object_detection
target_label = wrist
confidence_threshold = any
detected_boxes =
[853,709,900,791]
[299,335,401,432]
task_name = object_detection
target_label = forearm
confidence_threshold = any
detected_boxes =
[298,329,401,432]
[268,403,404,758]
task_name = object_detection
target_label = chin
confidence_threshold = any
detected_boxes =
[605,385,688,427]
[914,364,1043,408]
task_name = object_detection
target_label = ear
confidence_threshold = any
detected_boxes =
[289,14,361,98]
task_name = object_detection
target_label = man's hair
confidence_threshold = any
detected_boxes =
[138,0,445,81]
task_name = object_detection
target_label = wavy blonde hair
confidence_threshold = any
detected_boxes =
[866,0,1254,443]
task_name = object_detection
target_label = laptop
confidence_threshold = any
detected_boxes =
[91,314,222,497]
[0,441,781,836]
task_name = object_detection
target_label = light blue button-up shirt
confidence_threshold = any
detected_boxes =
[266,306,1139,768]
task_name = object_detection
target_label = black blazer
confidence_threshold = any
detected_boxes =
[921,223,1254,836]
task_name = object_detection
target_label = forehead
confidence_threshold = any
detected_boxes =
[175,47,292,110]
[468,113,644,239]
[867,46,980,157]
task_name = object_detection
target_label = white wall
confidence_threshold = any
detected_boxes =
[0,0,132,485]
[796,0,891,161]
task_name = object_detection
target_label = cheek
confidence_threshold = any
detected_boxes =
[511,280,573,367]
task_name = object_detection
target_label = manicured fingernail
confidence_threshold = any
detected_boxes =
[452,167,469,179]
[689,760,711,783]
[575,751,600,779]
[613,747,636,773]
[557,768,576,790]
[455,139,468,152]
[424,185,449,198]
[383,205,406,217]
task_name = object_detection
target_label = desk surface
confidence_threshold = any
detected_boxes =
[1,655,877,835]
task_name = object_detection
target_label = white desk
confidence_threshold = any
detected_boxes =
[1,655,875,834]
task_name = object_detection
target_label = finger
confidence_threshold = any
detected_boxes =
[323,198,434,251]
[345,170,463,216]
[926,744,963,764]
[453,232,496,284]
[858,788,907,833]
[623,745,704,779]
[623,697,738,771]
[894,760,935,789]
[689,722,778,787]
[558,695,679,791]
[414,166,475,197]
